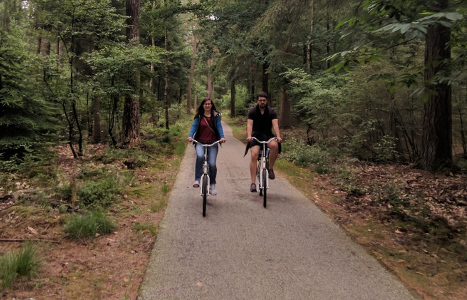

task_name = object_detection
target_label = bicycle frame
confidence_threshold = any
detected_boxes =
[192,139,221,217]
[251,137,277,207]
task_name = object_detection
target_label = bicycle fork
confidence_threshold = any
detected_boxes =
[200,151,210,195]
[258,156,269,190]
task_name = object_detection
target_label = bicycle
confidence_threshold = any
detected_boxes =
[192,139,222,217]
[251,137,277,208]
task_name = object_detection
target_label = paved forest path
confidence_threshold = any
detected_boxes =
[138,122,417,300]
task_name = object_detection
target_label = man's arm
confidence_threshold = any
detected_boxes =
[272,119,282,142]
[246,119,254,141]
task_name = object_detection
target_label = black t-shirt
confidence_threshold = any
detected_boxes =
[247,105,278,135]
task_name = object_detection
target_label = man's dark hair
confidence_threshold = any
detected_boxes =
[256,91,269,100]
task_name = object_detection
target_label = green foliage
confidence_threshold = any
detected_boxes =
[285,70,347,132]
[0,26,60,159]
[77,176,124,208]
[282,137,330,167]
[64,210,117,239]
[0,243,42,288]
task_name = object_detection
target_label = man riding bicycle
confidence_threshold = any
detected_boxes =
[245,91,282,192]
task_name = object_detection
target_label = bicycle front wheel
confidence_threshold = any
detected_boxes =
[202,175,208,217]
[262,168,268,207]
[257,160,262,196]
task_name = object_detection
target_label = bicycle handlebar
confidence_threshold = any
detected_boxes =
[250,137,278,144]
[192,139,222,147]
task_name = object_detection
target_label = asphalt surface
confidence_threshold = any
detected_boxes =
[138,122,417,300]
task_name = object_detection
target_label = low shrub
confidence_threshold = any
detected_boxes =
[64,211,117,239]
[77,176,123,208]
[0,243,41,288]
[282,137,330,167]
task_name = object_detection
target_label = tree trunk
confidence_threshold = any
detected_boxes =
[262,61,269,95]
[164,26,169,130]
[122,0,141,146]
[92,95,101,144]
[230,79,236,118]
[187,32,197,114]
[207,57,214,99]
[326,10,331,69]
[279,86,291,129]
[194,79,198,110]
[421,0,452,172]
[307,0,314,72]
[149,1,156,124]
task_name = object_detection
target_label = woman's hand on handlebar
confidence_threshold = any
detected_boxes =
[220,138,226,143]
[187,137,193,142]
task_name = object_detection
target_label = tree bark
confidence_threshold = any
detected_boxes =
[262,61,269,95]
[92,95,101,143]
[230,79,236,118]
[187,31,197,114]
[164,26,169,130]
[122,0,141,146]
[280,86,291,128]
[421,0,452,172]
[207,57,214,99]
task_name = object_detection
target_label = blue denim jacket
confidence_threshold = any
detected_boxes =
[188,112,225,141]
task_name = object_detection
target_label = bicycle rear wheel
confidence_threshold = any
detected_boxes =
[202,175,208,217]
[262,168,268,207]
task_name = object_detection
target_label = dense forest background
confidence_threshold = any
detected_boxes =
[1,0,467,172]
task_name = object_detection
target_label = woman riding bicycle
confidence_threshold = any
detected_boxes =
[187,97,226,195]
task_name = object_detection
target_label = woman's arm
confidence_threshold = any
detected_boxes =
[214,114,225,138]
[187,117,200,140]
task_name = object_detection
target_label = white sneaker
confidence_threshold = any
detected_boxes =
[210,184,217,195]
[193,181,199,188]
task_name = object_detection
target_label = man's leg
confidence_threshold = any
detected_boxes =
[268,140,279,169]
[249,146,260,190]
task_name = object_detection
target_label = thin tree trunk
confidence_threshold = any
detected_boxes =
[194,79,198,110]
[92,95,101,143]
[262,60,269,95]
[230,79,236,118]
[164,26,169,130]
[207,57,214,99]
[187,31,197,114]
[279,86,291,128]
[307,0,314,72]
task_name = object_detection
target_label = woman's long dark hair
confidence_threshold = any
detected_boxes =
[195,97,219,117]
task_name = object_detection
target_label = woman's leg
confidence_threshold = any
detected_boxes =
[207,145,218,184]
[194,144,204,181]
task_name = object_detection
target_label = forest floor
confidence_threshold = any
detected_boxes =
[1,130,467,299]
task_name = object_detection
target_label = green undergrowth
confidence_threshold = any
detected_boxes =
[64,210,117,240]
[0,243,42,288]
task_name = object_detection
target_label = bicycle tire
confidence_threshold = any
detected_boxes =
[202,175,208,217]
[257,160,262,196]
[262,168,268,207]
